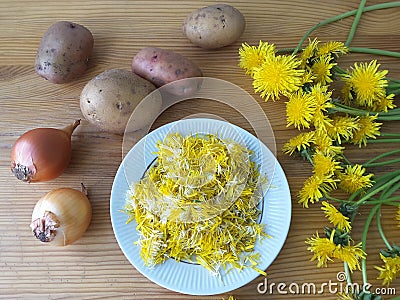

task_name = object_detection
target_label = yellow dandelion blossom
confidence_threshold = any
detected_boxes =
[310,84,333,108]
[253,54,305,101]
[321,201,351,232]
[370,93,396,112]
[375,253,400,286]
[317,41,349,57]
[342,60,389,108]
[311,54,337,85]
[310,84,334,130]
[239,41,276,76]
[313,111,333,133]
[351,115,381,147]
[341,81,354,106]
[327,115,360,144]
[314,131,344,156]
[306,231,336,268]
[337,164,374,194]
[333,242,366,271]
[286,90,316,129]
[313,153,341,178]
[300,38,319,68]
[300,70,316,86]
[298,175,336,208]
[282,131,315,156]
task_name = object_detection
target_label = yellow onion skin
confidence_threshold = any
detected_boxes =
[10,120,80,183]
[30,187,92,246]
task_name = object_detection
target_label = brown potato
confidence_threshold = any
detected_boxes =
[80,69,160,135]
[35,21,94,84]
[183,4,245,49]
[131,47,202,96]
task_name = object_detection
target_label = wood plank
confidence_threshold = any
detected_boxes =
[0,1,399,299]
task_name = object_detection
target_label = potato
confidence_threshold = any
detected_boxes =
[80,69,160,135]
[183,4,245,49]
[35,21,94,84]
[131,47,202,96]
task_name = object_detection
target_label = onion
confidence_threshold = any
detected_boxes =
[10,120,80,182]
[30,185,92,246]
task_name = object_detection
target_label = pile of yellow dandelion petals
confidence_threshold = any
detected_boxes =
[124,133,268,276]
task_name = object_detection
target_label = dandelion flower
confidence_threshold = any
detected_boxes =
[333,243,366,271]
[351,115,381,147]
[239,41,276,76]
[298,175,336,208]
[337,164,374,194]
[306,231,336,267]
[307,229,365,271]
[342,60,389,108]
[253,54,305,101]
[300,38,319,68]
[376,253,400,286]
[313,153,341,177]
[300,70,316,86]
[310,84,333,108]
[317,41,349,57]
[311,54,337,85]
[321,201,351,232]
[286,89,316,129]
[370,93,396,112]
[313,131,344,156]
[310,84,334,130]
[327,115,360,144]
[282,131,315,156]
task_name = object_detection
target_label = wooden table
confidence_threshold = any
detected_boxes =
[1,1,400,299]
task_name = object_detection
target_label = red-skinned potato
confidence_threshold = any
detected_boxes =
[132,47,202,96]
[35,21,94,84]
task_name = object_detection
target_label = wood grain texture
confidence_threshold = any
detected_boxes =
[0,1,399,299]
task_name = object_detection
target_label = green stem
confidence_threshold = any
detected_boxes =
[372,169,400,185]
[330,105,400,121]
[340,154,353,166]
[361,204,380,285]
[292,2,400,55]
[355,174,400,205]
[332,101,400,116]
[348,164,399,203]
[381,181,400,199]
[376,206,393,251]
[380,133,400,137]
[343,262,352,285]
[363,196,400,205]
[364,149,400,165]
[348,188,364,202]
[388,88,400,95]
[366,138,400,143]
[324,194,347,203]
[345,0,367,46]
[363,158,400,167]
[349,47,400,58]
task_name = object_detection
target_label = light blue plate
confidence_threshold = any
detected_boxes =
[110,118,291,295]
